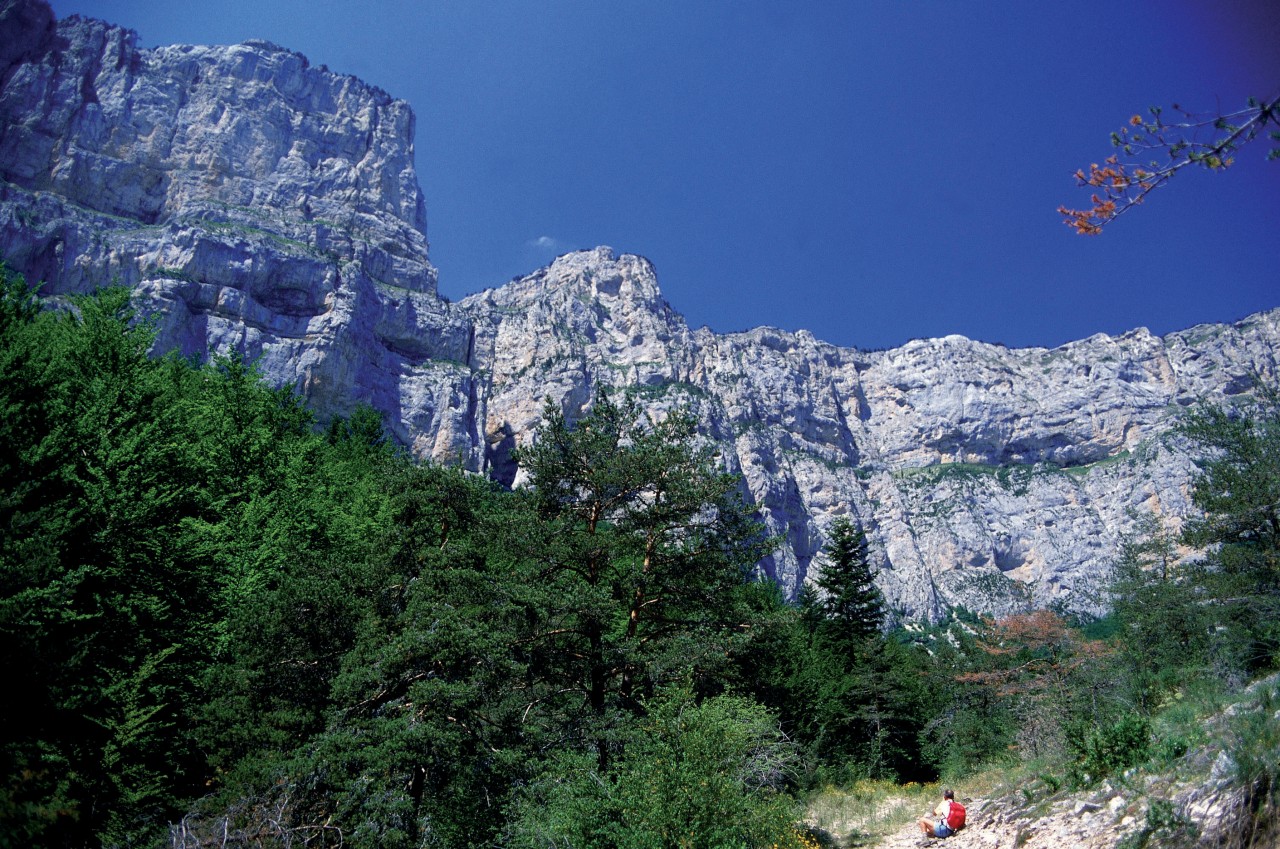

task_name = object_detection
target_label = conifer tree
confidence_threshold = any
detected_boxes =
[1177,389,1280,675]
[514,387,770,763]
[811,517,884,648]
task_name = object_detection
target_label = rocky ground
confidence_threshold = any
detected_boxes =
[808,677,1280,849]
[862,791,1143,849]
[813,781,1192,849]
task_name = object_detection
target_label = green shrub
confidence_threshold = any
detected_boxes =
[1222,681,1280,848]
[1151,733,1191,764]
[506,688,808,849]
[1069,712,1150,786]
[1115,799,1200,849]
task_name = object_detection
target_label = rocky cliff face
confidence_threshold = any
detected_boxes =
[456,251,1279,619]
[4,0,1278,620]
[0,0,463,420]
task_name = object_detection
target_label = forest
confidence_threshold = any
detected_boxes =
[1,265,1278,848]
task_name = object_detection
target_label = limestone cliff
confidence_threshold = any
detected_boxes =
[0,0,460,421]
[3,0,1278,619]
[455,250,1278,619]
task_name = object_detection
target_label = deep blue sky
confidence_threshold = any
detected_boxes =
[53,1,1280,351]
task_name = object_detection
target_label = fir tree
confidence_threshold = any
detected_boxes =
[812,517,884,648]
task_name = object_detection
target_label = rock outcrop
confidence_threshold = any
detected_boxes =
[3,0,1278,619]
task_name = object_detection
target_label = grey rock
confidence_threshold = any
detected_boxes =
[0,0,445,423]
[1209,750,1237,784]
[4,0,1279,619]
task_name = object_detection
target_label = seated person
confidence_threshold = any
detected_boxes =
[917,788,961,838]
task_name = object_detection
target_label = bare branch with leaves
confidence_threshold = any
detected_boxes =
[1059,95,1280,235]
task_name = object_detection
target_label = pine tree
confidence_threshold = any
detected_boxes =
[812,518,884,648]
[513,387,771,762]
[1177,389,1280,675]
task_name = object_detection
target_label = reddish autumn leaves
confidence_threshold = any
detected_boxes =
[955,610,1114,757]
[1058,155,1154,235]
[1060,97,1279,234]
[957,610,1110,699]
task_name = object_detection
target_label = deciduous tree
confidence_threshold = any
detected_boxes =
[958,611,1113,758]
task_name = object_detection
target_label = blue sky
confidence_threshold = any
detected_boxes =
[53,1,1280,351]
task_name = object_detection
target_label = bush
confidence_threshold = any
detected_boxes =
[1069,712,1150,786]
[506,688,808,849]
[1221,681,1280,848]
[1115,799,1200,849]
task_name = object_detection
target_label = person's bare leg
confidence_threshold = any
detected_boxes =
[917,817,935,836]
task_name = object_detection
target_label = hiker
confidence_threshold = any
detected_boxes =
[917,787,965,838]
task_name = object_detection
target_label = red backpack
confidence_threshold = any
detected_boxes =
[946,800,966,831]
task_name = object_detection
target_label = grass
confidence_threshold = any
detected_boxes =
[803,779,936,846]
[145,265,198,283]
[1218,677,1280,848]
[802,768,1017,847]
[954,570,1034,607]
[781,446,851,474]
[891,462,1000,484]
[1058,448,1133,477]
[626,380,708,400]
[1178,325,1225,348]
[196,218,322,257]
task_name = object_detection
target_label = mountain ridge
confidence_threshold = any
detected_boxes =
[3,0,1278,618]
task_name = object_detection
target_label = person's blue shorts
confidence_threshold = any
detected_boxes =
[936,820,954,838]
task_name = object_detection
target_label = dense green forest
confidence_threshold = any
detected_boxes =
[1,265,1278,848]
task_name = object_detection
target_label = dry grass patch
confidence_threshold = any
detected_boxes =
[801,764,1027,847]
[803,779,935,846]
